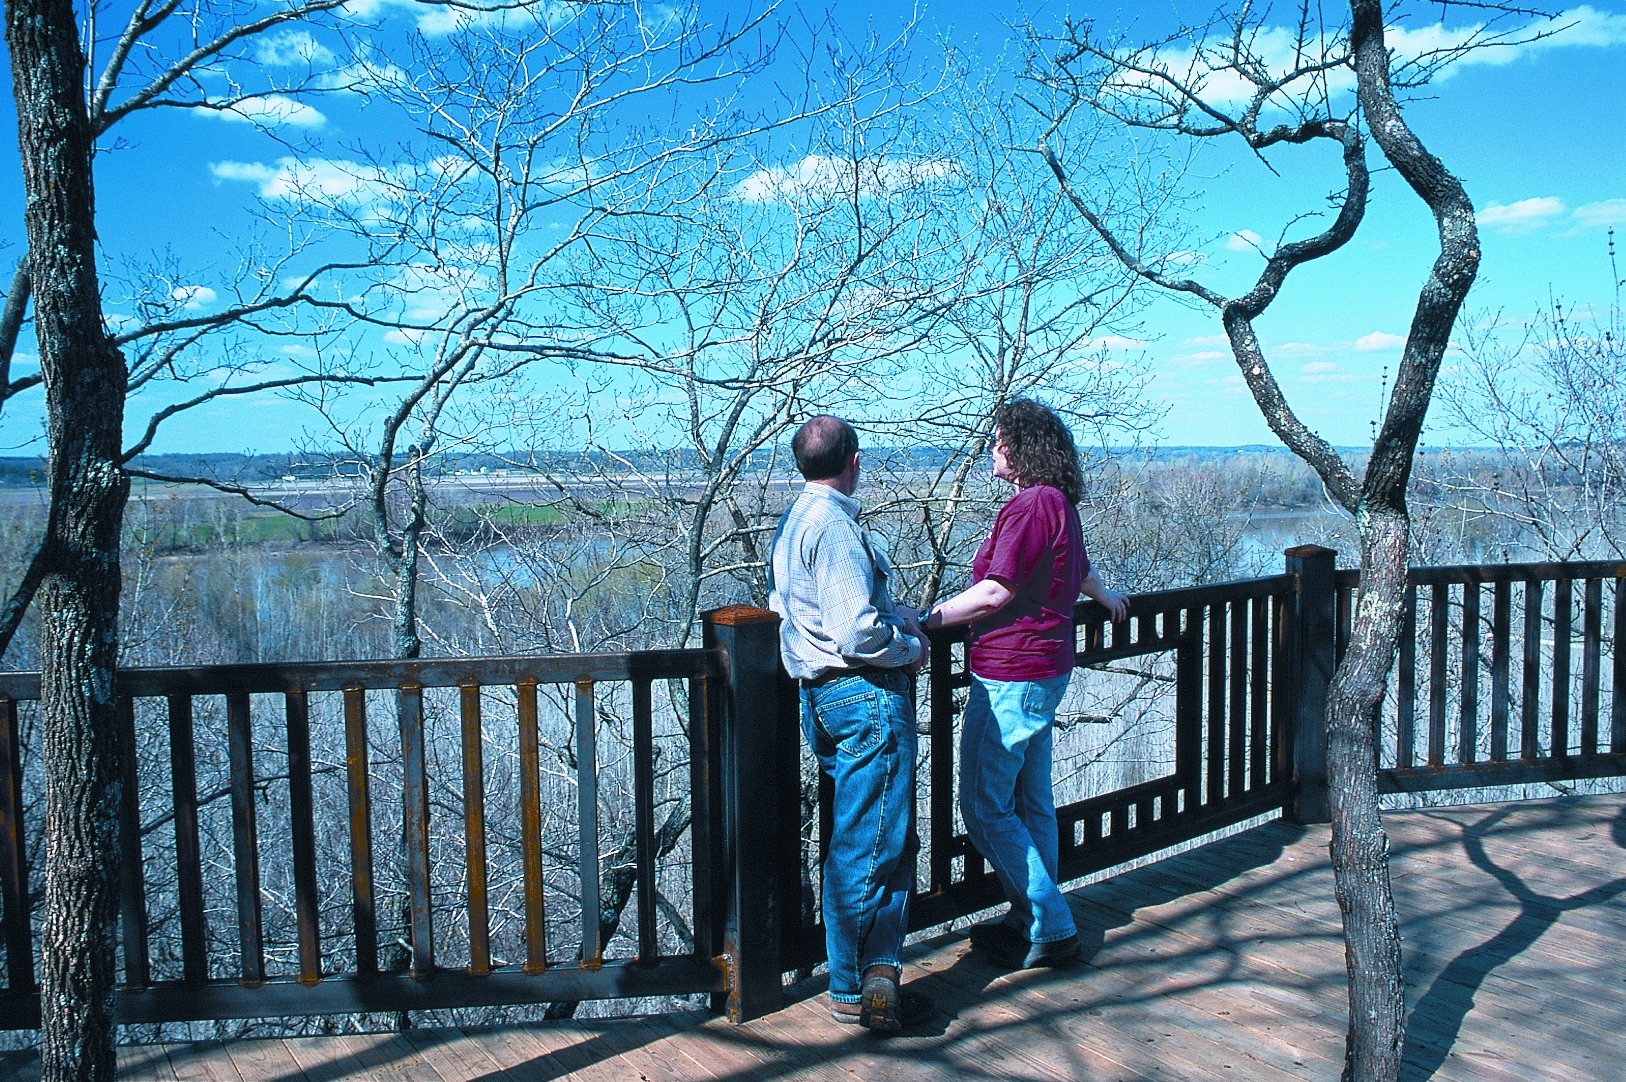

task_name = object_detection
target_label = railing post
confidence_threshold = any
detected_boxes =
[701,605,784,1023]
[1284,545,1336,824]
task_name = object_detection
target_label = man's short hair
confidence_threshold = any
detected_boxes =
[792,415,860,481]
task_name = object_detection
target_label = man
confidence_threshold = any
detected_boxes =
[768,415,933,1033]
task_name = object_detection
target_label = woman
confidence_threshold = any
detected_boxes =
[922,398,1127,968]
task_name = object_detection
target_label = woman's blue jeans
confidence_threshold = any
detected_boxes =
[801,670,918,1002]
[960,671,1077,944]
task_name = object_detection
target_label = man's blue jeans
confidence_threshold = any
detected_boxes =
[960,671,1077,944]
[802,669,918,1003]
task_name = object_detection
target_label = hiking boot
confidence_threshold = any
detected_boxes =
[833,987,934,1029]
[855,969,935,1033]
[978,926,1081,970]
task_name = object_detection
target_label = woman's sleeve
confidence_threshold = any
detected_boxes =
[981,502,1055,590]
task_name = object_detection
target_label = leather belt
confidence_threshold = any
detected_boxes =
[799,665,887,689]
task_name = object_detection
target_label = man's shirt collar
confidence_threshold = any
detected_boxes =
[801,481,860,520]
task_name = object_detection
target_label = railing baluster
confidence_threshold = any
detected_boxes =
[1460,583,1480,765]
[341,687,375,979]
[516,679,547,973]
[1614,578,1626,755]
[929,633,956,893]
[576,678,602,965]
[460,682,490,975]
[1554,578,1573,757]
[399,683,434,977]
[1228,601,1247,800]
[117,695,150,991]
[1397,582,1416,769]
[1270,594,1288,787]
[688,674,718,962]
[1174,608,1201,799]
[167,695,207,982]
[633,678,657,963]
[1250,596,1268,792]
[1491,581,1511,761]
[1522,579,1543,759]
[226,692,263,985]
[1207,604,1225,807]
[286,688,321,986]
[0,698,33,991]
[1429,584,1449,767]
[1582,578,1602,756]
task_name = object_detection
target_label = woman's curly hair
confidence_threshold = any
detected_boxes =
[996,398,1083,504]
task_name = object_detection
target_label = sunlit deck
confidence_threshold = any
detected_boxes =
[8,792,1623,1082]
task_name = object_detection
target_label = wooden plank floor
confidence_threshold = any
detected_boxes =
[4,793,1623,1082]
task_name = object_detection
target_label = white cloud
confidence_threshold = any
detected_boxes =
[1354,331,1407,351]
[210,157,402,207]
[254,30,337,66]
[1573,198,1626,229]
[1105,7,1626,109]
[730,155,959,204]
[209,161,277,185]
[383,328,426,346]
[1086,335,1144,349]
[171,286,217,311]
[1225,229,1264,252]
[1183,334,1229,348]
[318,54,410,93]
[1187,350,1229,361]
[216,95,327,129]
[1300,360,1338,374]
[1477,196,1568,233]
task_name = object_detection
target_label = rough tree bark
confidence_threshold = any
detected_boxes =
[5,0,130,1079]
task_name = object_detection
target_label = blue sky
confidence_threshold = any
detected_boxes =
[0,1,1622,454]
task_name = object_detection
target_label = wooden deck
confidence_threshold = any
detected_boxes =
[5,793,1623,1082]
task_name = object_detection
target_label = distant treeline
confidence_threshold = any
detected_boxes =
[0,444,1326,488]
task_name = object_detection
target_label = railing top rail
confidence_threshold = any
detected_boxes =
[1407,559,1626,586]
[926,573,1297,647]
[1091,573,1295,616]
[0,648,722,702]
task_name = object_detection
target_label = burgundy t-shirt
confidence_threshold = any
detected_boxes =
[968,485,1088,681]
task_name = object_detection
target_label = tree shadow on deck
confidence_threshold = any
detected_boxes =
[1401,801,1626,1082]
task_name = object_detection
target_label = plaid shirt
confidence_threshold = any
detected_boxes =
[768,482,921,681]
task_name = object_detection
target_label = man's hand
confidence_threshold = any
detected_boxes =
[896,604,921,633]
[907,632,930,675]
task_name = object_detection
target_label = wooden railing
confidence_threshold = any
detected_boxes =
[0,647,742,1028]
[1360,561,1626,792]
[0,553,1622,1028]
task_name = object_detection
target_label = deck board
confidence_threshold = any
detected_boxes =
[3,793,1622,1082]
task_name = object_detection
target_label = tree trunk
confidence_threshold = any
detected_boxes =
[1331,4,1483,1078]
[1325,506,1407,1081]
[5,0,131,1078]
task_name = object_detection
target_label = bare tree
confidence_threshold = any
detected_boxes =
[1025,3,1553,1077]
[0,0,451,1073]
[857,62,1162,611]
[1429,236,1626,561]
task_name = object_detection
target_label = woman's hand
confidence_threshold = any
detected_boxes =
[1082,569,1130,623]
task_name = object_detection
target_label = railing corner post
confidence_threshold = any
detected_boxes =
[1284,545,1336,825]
[701,605,785,1022]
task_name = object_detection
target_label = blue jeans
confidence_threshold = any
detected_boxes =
[802,670,918,1002]
[960,671,1077,944]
